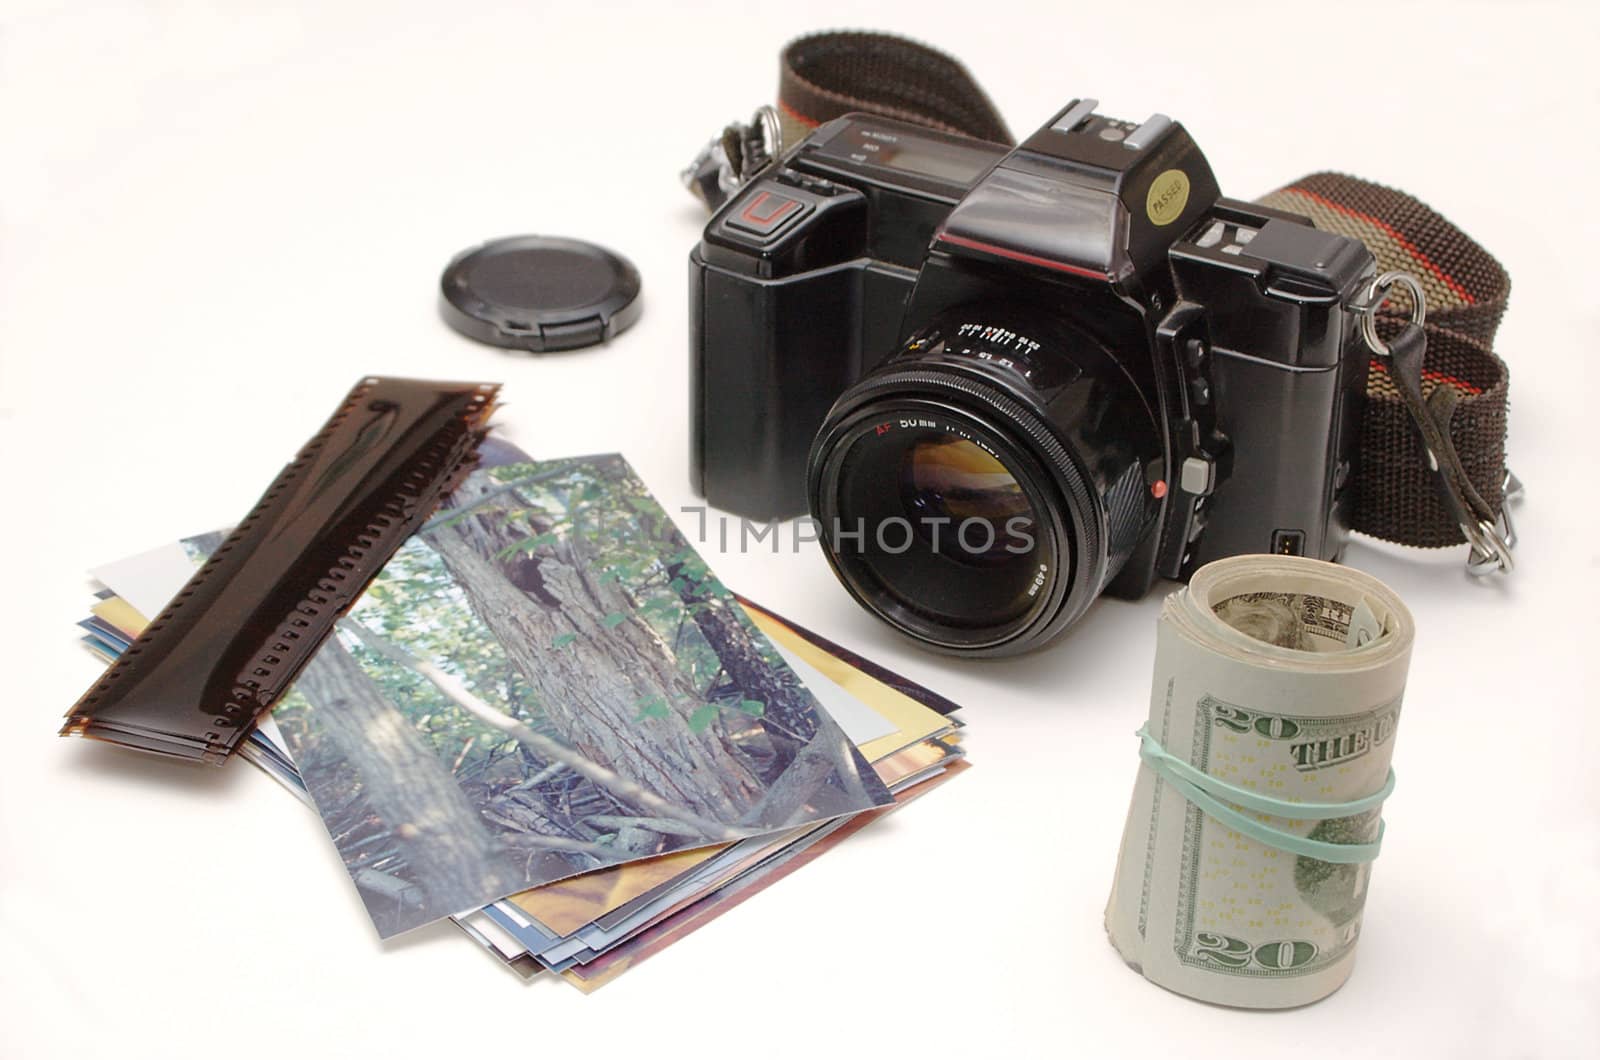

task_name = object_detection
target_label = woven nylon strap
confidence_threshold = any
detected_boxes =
[771,31,1512,550]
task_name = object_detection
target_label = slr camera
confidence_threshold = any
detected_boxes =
[690,100,1378,655]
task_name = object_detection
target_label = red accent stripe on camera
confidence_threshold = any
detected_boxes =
[935,232,1110,281]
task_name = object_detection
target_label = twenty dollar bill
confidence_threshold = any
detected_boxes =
[1105,555,1414,1008]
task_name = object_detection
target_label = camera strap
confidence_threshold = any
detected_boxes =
[684,31,1519,573]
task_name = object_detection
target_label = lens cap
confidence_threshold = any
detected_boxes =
[439,235,642,353]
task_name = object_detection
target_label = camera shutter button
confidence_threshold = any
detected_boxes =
[727,188,812,241]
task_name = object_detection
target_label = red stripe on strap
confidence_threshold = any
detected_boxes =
[1369,359,1484,396]
[778,101,820,128]
[1283,187,1476,305]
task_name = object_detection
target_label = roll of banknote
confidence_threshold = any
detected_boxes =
[1105,555,1414,1008]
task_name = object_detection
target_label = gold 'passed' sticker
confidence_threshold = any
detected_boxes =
[1146,169,1190,226]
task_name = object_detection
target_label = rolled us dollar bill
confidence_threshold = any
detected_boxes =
[1105,555,1413,1008]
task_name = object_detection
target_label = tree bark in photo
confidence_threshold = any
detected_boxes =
[619,476,822,755]
[292,635,517,920]
[422,470,767,823]
[665,558,818,752]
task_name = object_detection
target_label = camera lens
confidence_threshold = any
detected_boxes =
[807,311,1162,655]
[824,417,1058,644]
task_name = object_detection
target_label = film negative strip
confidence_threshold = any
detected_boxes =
[61,376,501,764]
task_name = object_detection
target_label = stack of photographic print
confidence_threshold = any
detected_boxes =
[77,445,969,986]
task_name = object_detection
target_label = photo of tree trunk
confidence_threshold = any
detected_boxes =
[230,444,891,938]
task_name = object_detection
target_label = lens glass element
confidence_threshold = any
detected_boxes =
[901,437,1032,568]
[826,414,1060,641]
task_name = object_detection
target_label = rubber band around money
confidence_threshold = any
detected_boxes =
[1136,726,1393,865]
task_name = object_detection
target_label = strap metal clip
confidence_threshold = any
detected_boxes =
[1465,469,1522,576]
[680,106,782,212]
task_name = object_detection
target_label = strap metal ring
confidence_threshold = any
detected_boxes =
[1359,270,1428,356]
[754,104,783,162]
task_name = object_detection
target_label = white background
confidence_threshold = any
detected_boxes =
[3,2,1597,1057]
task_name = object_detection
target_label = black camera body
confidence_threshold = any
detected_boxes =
[690,101,1377,653]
